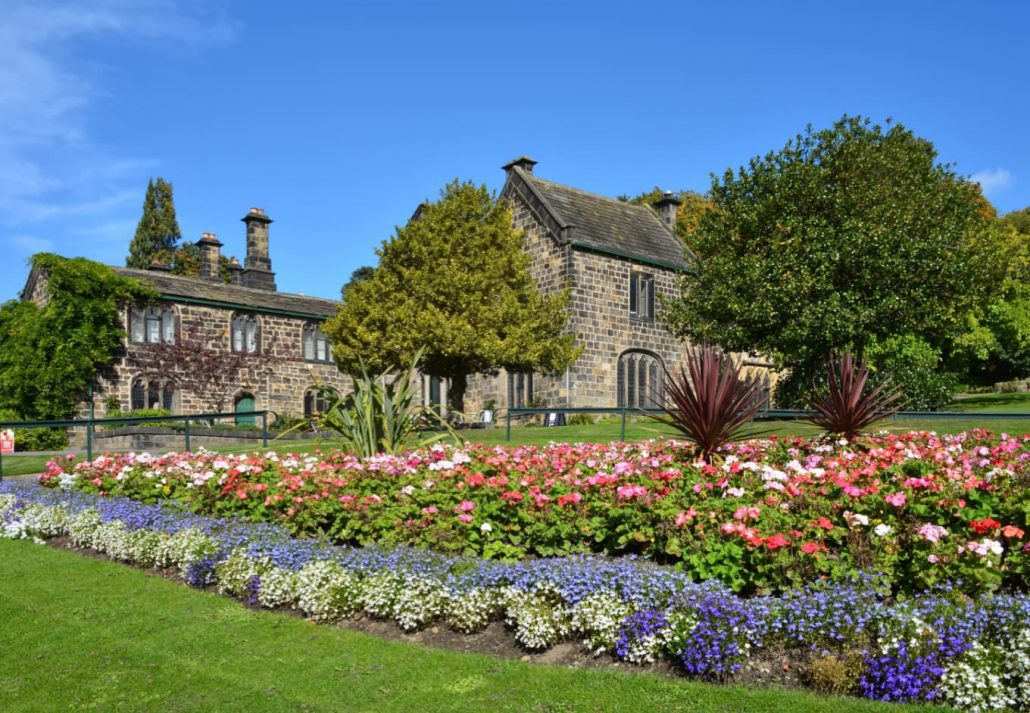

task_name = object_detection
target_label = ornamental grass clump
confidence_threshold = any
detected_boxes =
[805,352,903,441]
[653,345,766,461]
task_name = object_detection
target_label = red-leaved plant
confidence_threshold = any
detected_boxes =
[653,345,767,462]
[805,351,904,440]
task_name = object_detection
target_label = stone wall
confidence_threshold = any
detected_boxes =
[83,301,350,420]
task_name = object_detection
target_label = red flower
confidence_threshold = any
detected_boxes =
[764,534,790,550]
[969,518,1001,535]
[813,517,833,531]
[800,541,825,555]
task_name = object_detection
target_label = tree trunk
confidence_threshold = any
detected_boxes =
[448,371,468,415]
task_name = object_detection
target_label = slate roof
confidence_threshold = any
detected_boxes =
[507,166,690,271]
[111,267,340,318]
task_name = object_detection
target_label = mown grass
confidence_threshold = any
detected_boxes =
[3,392,1030,479]
[0,538,950,713]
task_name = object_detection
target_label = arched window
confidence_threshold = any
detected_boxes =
[129,305,176,344]
[303,389,331,417]
[302,323,333,363]
[231,314,260,354]
[616,350,664,408]
[130,377,175,411]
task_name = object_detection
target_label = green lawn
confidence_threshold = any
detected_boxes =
[0,539,948,713]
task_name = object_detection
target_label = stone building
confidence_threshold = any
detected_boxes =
[21,208,349,422]
[456,157,773,415]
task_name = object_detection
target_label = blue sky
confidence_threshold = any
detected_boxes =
[1,0,1028,301]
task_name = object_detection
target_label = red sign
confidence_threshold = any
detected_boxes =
[0,429,13,455]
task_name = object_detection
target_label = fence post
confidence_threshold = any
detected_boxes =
[86,421,94,462]
[620,409,627,441]
[506,410,512,442]
[184,418,191,452]
[261,412,268,448]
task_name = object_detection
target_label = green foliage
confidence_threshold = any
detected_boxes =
[951,211,1030,384]
[340,265,375,299]
[0,409,70,451]
[0,254,154,419]
[664,115,1006,406]
[804,352,903,439]
[127,178,182,269]
[866,334,956,410]
[312,351,455,458]
[151,242,236,282]
[324,180,581,412]
[623,187,715,246]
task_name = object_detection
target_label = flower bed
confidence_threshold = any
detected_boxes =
[2,479,1029,710]
[41,430,1030,595]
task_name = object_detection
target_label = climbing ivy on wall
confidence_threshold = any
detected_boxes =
[0,254,154,420]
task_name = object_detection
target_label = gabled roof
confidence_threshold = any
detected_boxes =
[111,267,340,319]
[502,165,691,271]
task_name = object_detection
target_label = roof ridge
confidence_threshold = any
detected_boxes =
[114,266,341,304]
[525,174,659,217]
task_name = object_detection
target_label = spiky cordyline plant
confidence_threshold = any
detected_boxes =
[303,349,456,458]
[804,352,903,441]
[652,345,767,462]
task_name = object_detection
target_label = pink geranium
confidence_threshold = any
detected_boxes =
[885,492,907,508]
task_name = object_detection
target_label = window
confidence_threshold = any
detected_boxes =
[129,306,175,344]
[302,323,333,363]
[231,314,260,354]
[303,389,331,417]
[508,371,534,408]
[629,272,655,321]
[616,351,664,408]
[130,377,175,411]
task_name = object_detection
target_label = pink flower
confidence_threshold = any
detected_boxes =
[421,506,438,515]
[674,507,698,527]
[456,499,476,512]
[458,513,473,523]
[917,523,948,543]
[885,492,907,508]
[615,484,648,500]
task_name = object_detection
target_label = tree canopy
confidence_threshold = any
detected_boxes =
[663,115,1008,406]
[323,180,581,413]
[0,255,154,419]
[622,188,715,247]
[127,178,182,269]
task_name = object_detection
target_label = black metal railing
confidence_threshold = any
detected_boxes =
[0,410,269,481]
[504,406,1030,442]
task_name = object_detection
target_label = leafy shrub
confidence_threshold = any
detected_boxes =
[805,352,902,440]
[14,428,69,452]
[566,414,596,426]
[652,346,766,461]
[866,334,956,411]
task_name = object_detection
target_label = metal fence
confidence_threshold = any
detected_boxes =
[504,406,1030,442]
[0,410,269,481]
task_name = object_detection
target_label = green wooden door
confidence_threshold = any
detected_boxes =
[235,395,256,425]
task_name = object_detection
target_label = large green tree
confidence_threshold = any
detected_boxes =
[622,188,715,247]
[324,180,581,413]
[127,178,182,269]
[0,255,153,419]
[664,115,1007,406]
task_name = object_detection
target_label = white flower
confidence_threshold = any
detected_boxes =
[480,522,492,533]
[873,524,893,537]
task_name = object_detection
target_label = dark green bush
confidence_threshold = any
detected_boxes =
[866,334,956,411]
[15,428,69,452]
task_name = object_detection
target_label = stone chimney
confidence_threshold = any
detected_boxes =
[227,256,243,285]
[654,191,681,233]
[502,156,538,177]
[147,259,172,272]
[196,232,223,281]
[240,207,276,291]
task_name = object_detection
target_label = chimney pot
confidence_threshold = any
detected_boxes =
[654,191,681,233]
[196,232,223,281]
[502,156,538,176]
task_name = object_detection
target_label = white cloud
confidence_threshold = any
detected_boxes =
[969,168,1013,196]
[0,1,235,298]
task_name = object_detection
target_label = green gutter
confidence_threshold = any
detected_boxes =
[161,294,336,320]
[569,241,692,273]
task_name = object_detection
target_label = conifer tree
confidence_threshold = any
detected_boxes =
[127,178,182,268]
[324,180,581,413]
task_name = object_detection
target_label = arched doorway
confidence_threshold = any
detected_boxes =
[234,393,256,425]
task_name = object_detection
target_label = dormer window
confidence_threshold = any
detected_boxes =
[629,272,655,322]
[302,323,333,363]
[130,305,175,344]
[231,314,260,354]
